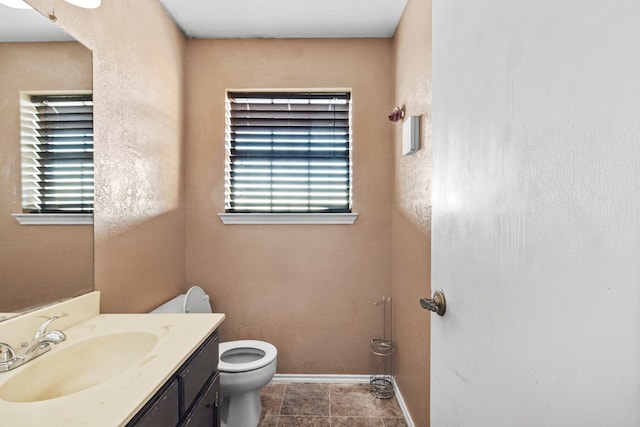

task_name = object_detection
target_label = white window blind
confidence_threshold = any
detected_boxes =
[20,93,94,213]
[225,91,352,213]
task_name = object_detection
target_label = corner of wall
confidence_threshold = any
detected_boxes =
[390,0,433,426]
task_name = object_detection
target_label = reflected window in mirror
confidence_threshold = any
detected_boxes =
[16,92,93,224]
[0,9,94,320]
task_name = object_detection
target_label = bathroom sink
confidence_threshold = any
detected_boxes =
[0,332,157,402]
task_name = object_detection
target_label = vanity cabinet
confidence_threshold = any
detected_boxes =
[181,374,220,426]
[126,331,220,427]
[129,379,180,427]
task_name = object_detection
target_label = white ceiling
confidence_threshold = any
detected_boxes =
[0,5,74,41]
[0,0,408,42]
[159,0,408,39]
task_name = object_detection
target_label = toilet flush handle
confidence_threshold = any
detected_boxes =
[420,289,446,316]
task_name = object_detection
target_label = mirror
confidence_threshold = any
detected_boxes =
[0,5,93,320]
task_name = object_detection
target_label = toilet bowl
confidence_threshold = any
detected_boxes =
[151,286,277,427]
[219,340,277,427]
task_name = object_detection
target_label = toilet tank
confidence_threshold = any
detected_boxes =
[150,286,212,314]
[150,294,186,313]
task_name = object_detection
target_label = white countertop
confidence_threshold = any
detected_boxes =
[0,312,225,426]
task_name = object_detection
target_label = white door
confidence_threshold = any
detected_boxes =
[431,1,640,426]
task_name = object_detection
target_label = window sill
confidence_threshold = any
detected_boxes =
[12,213,93,225]
[218,213,359,225]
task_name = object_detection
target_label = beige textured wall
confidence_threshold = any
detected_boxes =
[17,8,432,418]
[391,0,433,425]
[185,39,394,374]
[0,42,93,313]
[27,0,187,312]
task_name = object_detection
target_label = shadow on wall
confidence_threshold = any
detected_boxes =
[95,209,185,314]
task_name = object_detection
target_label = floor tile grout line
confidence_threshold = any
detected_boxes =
[274,384,285,427]
[328,383,332,426]
[278,384,285,415]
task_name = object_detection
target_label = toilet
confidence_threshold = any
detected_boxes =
[151,286,277,427]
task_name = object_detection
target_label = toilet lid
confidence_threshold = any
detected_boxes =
[218,340,277,373]
[183,286,212,313]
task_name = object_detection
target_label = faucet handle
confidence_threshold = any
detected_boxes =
[33,316,59,340]
[0,343,17,363]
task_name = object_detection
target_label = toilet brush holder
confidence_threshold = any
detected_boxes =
[369,296,394,399]
[369,338,394,399]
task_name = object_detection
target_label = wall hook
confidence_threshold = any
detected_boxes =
[388,105,405,123]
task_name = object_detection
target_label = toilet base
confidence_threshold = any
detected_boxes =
[221,391,262,427]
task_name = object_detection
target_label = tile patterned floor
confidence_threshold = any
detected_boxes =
[258,382,408,426]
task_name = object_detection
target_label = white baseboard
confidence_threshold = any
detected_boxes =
[393,378,416,427]
[271,374,415,427]
[272,373,370,384]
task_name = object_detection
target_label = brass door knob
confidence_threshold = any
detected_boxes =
[420,289,446,316]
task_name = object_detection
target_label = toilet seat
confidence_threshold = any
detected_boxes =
[218,340,277,373]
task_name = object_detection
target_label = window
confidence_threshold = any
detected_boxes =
[20,93,94,215]
[224,91,353,219]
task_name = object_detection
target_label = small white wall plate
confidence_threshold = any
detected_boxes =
[402,115,420,155]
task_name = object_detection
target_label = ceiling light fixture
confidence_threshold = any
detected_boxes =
[0,0,101,9]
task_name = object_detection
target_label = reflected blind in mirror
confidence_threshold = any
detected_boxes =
[20,93,94,213]
[225,91,352,213]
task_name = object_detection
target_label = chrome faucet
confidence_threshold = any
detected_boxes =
[0,316,66,372]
